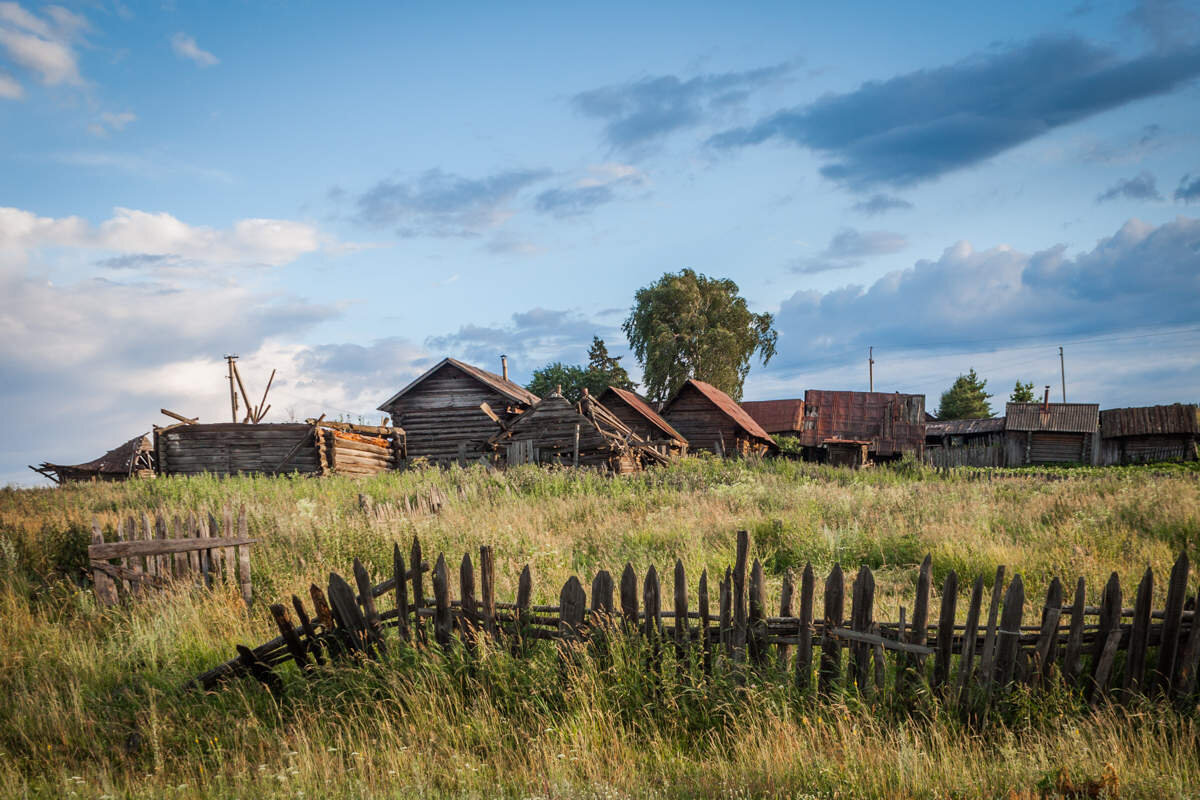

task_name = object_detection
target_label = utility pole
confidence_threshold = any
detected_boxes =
[868,346,874,392]
[1058,346,1066,403]
[225,354,239,422]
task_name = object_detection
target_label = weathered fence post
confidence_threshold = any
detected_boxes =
[559,576,586,650]
[993,574,1025,687]
[411,537,427,646]
[394,544,410,643]
[433,555,452,652]
[460,553,477,651]
[976,565,1006,693]
[777,569,794,672]
[819,564,844,695]
[698,568,711,675]
[933,570,958,692]
[270,603,311,672]
[796,563,814,692]
[480,545,497,640]
[748,559,767,666]
[1123,568,1153,695]
[904,555,932,686]
[1158,553,1189,694]
[328,571,368,655]
[719,567,732,658]
[644,565,662,671]
[674,560,688,675]
[1088,572,1122,704]
[353,558,386,654]
[310,583,342,658]
[733,531,749,662]
[292,594,325,665]
[956,576,984,709]
[1062,576,1086,684]
[90,520,119,607]
[513,565,532,654]
[620,563,638,632]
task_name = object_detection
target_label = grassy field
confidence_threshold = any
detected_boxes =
[1,458,1198,799]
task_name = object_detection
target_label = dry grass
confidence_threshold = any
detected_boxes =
[0,458,1197,798]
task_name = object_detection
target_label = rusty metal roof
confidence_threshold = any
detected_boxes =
[1005,403,1099,433]
[598,386,687,444]
[378,357,539,411]
[926,417,1006,437]
[740,399,805,434]
[798,390,926,456]
[663,380,776,445]
[1100,404,1200,438]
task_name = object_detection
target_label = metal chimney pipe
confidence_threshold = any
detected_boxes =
[1043,386,1050,413]
[501,354,508,382]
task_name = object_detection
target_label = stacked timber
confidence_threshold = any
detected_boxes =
[490,392,668,473]
[156,421,405,477]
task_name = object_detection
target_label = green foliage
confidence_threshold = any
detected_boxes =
[1010,379,1036,403]
[586,336,635,392]
[526,337,637,403]
[622,268,777,403]
[526,361,590,402]
[937,368,994,419]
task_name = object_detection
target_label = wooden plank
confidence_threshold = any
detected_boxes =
[956,576,984,709]
[673,560,688,669]
[393,545,410,642]
[113,518,132,596]
[590,569,614,622]
[139,512,155,579]
[237,510,252,606]
[934,570,958,692]
[88,535,258,560]
[976,565,1006,691]
[1089,628,1124,708]
[907,554,933,679]
[819,564,844,695]
[480,546,497,639]
[559,576,586,640]
[329,572,367,654]
[733,530,749,660]
[411,536,426,646]
[460,553,477,650]
[777,569,794,671]
[433,554,452,651]
[1158,552,1189,694]
[198,513,213,589]
[186,514,201,577]
[796,563,814,692]
[1087,572,1122,702]
[1123,568,1153,695]
[513,564,532,653]
[993,574,1025,687]
[236,644,282,698]
[220,508,235,584]
[353,558,386,654]
[171,516,188,576]
[620,563,638,630]
[89,561,168,588]
[698,568,711,674]
[309,584,343,659]
[1032,577,1063,687]
[719,568,732,658]
[270,604,311,672]
[643,565,661,639]
[748,558,767,665]
[90,520,119,607]
[1062,576,1087,685]
[292,594,325,665]
[825,627,934,655]
[871,621,885,690]
[1174,590,1200,701]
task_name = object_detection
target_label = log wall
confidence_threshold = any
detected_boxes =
[663,385,765,456]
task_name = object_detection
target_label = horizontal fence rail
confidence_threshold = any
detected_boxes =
[192,531,1200,716]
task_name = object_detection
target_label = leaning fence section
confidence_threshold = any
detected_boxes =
[193,531,1200,715]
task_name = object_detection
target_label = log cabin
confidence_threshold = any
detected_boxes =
[660,379,776,457]
[597,386,688,456]
[1004,392,1099,466]
[377,356,538,465]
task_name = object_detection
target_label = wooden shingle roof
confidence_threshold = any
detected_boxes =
[598,386,687,444]
[664,380,776,445]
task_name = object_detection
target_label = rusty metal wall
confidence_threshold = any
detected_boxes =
[798,390,926,457]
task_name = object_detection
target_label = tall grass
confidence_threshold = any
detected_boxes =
[0,459,1197,798]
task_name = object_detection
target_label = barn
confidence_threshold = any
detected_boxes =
[1099,404,1199,464]
[924,417,1007,468]
[490,390,669,473]
[31,433,155,484]
[1004,399,1100,466]
[597,386,688,456]
[661,379,776,457]
[795,390,926,461]
[377,357,539,465]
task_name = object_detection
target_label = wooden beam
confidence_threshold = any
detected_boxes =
[273,414,325,473]
[89,536,257,560]
[160,408,198,425]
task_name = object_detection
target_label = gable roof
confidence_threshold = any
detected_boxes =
[740,399,805,434]
[598,386,687,444]
[664,379,776,445]
[1005,402,1099,433]
[378,357,539,411]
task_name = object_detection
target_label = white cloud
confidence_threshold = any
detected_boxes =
[0,69,21,98]
[87,110,136,137]
[170,32,218,67]
[0,3,85,87]
[0,206,325,269]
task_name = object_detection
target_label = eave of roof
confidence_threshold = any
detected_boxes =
[599,386,687,443]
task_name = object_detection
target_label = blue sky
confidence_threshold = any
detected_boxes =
[2,0,1199,484]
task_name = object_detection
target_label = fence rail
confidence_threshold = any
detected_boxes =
[193,531,1200,715]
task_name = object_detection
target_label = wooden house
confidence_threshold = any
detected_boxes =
[796,390,926,462]
[1099,404,1199,464]
[377,357,539,465]
[1004,395,1099,466]
[489,391,669,473]
[924,417,1006,468]
[156,420,404,477]
[30,433,155,484]
[661,379,776,457]
[597,386,688,456]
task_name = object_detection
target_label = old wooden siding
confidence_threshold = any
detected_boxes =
[157,423,323,476]
[597,387,688,456]
[380,363,526,464]
[663,384,765,456]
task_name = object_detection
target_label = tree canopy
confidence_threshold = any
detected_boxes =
[1009,380,1035,404]
[936,369,994,419]
[622,268,777,403]
[525,338,636,404]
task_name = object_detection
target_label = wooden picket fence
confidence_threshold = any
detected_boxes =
[89,510,256,607]
[193,531,1200,714]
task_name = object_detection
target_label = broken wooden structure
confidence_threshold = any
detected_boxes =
[155,420,404,477]
[30,433,155,484]
[194,530,1200,719]
[489,390,670,473]
[1099,404,1199,465]
[597,386,688,457]
[89,509,256,606]
[377,356,538,465]
[661,379,776,457]
[924,417,1007,468]
[823,438,871,468]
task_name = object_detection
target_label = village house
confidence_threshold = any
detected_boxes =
[1099,404,1199,464]
[1004,392,1100,466]
[597,385,688,456]
[661,379,776,457]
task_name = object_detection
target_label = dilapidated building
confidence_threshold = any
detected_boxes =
[661,380,776,457]
[1004,399,1100,466]
[924,417,1006,468]
[741,399,806,439]
[1099,404,1199,464]
[796,390,926,461]
[30,433,155,484]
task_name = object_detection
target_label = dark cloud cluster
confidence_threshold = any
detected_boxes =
[773,216,1200,370]
[355,167,551,236]
[1096,171,1162,202]
[571,64,790,156]
[1127,0,1200,52]
[708,37,1200,190]
[792,227,907,274]
[1176,174,1200,203]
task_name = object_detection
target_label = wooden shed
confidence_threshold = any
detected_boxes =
[661,379,776,457]
[1004,400,1100,466]
[30,433,155,484]
[155,421,404,477]
[796,390,926,461]
[597,386,688,456]
[377,357,538,465]
[489,391,669,473]
[924,417,1006,468]
[1099,404,1199,464]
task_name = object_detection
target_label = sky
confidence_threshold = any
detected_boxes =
[2,0,1199,485]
